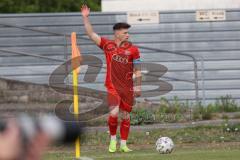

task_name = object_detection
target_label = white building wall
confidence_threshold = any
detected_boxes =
[102,0,240,12]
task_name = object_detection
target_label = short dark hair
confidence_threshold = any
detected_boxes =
[113,22,131,30]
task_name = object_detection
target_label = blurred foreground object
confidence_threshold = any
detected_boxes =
[0,114,84,160]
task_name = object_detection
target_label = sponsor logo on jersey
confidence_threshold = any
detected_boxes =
[112,54,128,64]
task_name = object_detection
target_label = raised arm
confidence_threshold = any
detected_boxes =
[81,5,101,46]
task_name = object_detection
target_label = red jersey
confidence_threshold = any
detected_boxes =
[99,37,140,92]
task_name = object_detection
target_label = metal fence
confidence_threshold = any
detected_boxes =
[0,9,240,104]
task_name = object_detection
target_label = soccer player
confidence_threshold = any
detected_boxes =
[81,5,142,153]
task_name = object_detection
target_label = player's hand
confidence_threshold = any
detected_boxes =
[134,86,141,97]
[81,4,90,18]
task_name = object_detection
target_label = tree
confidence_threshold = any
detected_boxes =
[0,0,101,13]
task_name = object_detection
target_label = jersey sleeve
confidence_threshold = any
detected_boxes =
[98,37,108,50]
[132,47,141,65]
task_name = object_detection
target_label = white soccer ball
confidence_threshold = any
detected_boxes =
[155,137,174,154]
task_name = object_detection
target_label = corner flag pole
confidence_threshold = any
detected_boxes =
[71,32,81,159]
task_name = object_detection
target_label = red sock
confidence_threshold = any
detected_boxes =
[108,116,118,136]
[120,119,130,140]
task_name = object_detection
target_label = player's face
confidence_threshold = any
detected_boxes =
[114,29,129,42]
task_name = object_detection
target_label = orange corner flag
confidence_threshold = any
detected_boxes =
[71,32,81,158]
[71,32,82,74]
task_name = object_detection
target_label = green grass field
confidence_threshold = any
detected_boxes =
[44,145,240,160]
[44,125,240,160]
